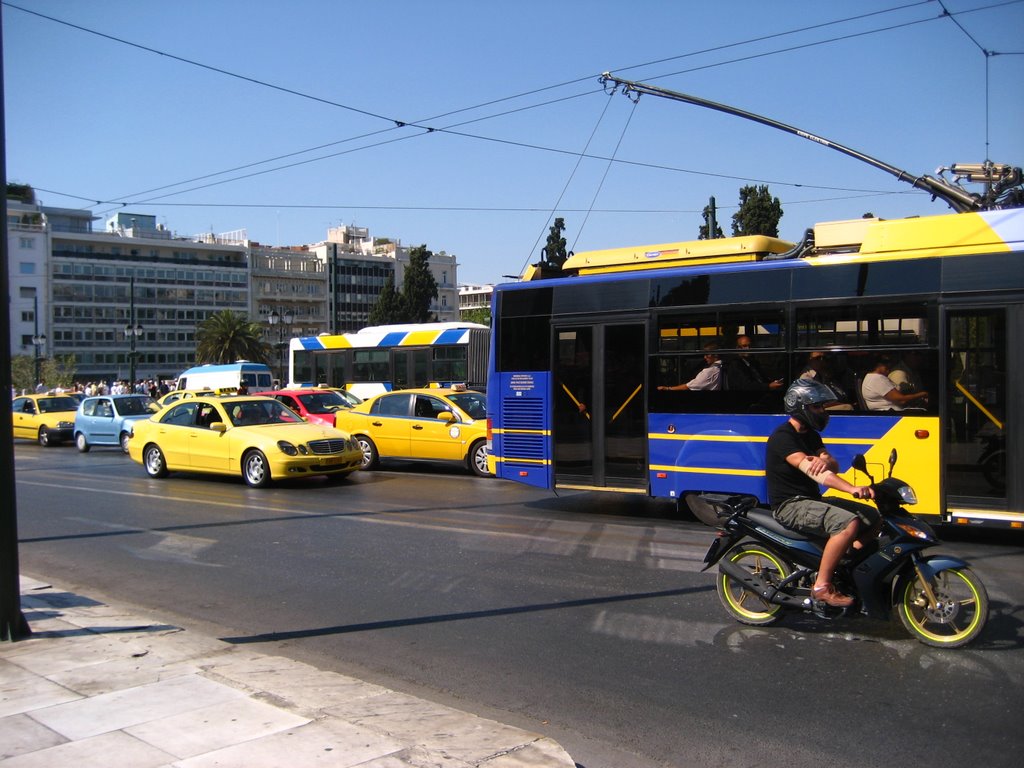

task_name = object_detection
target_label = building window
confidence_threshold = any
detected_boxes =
[19,262,35,274]
[19,237,34,249]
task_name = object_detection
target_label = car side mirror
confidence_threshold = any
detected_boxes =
[209,422,227,433]
[437,411,457,422]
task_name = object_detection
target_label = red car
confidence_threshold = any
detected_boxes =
[261,388,362,427]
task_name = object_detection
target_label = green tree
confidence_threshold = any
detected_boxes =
[11,354,78,393]
[731,184,783,237]
[10,355,35,394]
[194,310,270,364]
[462,307,491,326]
[542,217,568,268]
[402,245,439,323]
[368,276,409,326]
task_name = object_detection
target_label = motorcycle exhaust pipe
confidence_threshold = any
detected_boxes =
[719,559,808,608]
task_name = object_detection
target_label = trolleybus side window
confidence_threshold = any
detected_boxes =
[652,310,787,413]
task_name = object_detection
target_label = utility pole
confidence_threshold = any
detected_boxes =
[0,13,32,641]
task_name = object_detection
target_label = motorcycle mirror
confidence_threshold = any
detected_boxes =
[852,454,873,484]
[888,449,898,478]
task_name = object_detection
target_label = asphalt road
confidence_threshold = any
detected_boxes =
[12,443,1024,768]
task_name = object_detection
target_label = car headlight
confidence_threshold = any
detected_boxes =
[58,421,73,429]
[277,441,298,456]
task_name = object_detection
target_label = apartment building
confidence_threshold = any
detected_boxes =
[6,189,462,384]
[458,283,494,318]
[309,225,459,333]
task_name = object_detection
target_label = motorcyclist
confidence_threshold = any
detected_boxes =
[766,378,880,607]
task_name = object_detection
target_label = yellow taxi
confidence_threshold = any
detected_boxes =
[11,393,81,446]
[155,389,215,408]
[333,386,491,476]
[127,394,362,487]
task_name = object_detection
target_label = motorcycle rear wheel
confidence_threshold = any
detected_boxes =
[896,567,988,648]
[717,543,792,626]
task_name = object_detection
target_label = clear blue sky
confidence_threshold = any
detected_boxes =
[4,0,1023,285]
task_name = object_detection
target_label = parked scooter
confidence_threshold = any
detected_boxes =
[694,450,988,648]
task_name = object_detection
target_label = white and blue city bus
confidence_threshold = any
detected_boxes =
[288,322,490,400]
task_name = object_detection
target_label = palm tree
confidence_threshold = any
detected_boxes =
[194,310,270,365]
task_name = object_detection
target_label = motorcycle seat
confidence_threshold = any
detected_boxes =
[747,509,821,543]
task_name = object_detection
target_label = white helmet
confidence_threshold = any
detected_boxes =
[783,377,834,431]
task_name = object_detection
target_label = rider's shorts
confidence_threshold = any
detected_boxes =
[774,496,879,536]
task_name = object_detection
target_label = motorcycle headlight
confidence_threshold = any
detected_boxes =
[277,441,298,456]
[896,484,918,505]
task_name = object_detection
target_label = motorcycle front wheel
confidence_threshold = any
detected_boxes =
[896,566,988,648]
[717,543,792,626]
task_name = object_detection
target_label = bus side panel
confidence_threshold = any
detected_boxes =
[647,412,937,515]
[489,370,551,489]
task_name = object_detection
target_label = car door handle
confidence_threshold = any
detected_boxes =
[412,425,424,430]
[371,420,383,427]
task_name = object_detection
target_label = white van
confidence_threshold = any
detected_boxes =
[175,362,274,394]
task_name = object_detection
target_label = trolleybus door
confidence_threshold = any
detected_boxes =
[552,323,647,491]
[945,306,1021,523]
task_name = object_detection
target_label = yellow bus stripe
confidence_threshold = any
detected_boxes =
[648,433,875,446]
[650,465,765,477]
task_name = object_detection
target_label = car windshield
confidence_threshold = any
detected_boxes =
[38,396,80,413]
[448,392,486,420]
[115,396,157,415]
[335,389,362,406]
[227,398,302,427]
[297,391,351,413]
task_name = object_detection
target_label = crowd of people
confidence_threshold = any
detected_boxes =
[16,378,174,399]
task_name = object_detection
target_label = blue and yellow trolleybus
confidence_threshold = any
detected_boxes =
[288,322,489,400]
[487,208,1024,529]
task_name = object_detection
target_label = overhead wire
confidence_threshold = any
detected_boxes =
[523,89,619,273]
[7,0,959,208]
[8,0,1020,226]
[571,98,639,254]
[935,0,1024,159]
[13,0,939,208]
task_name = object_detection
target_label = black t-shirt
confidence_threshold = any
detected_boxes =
[765,420,825,508]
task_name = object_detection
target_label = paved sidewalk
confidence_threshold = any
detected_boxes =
[1,576,576,767]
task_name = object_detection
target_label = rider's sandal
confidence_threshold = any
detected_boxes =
[811,584,854,608]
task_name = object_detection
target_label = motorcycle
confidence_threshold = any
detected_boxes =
[693,450,989,648]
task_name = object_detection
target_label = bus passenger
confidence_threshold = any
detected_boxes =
[800,351,852,410]
[726,335,783,390]
[862,355,928,411]
[889,350,924,394]
[658,343,722,391]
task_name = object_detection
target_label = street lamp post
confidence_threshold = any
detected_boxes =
[31,294,45,389]
[267,308,294,386]
[125,323,144,388]
[125,275,143,389]
[31,333,46,389]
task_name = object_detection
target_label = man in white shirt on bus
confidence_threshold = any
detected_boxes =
[862,354,929,411]
[659,343,723,391]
